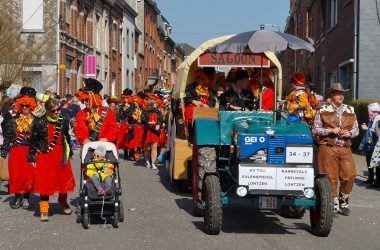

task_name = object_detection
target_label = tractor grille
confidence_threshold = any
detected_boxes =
[268,136,286,164]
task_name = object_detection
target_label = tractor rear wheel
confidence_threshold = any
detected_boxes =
[310,177,333,237]
[203,175,222,235]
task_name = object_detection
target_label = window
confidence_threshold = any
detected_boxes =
[65,58,73,93]
[168,55,171,73]
[104,20,108,52]
[126,29,130,57]
[22,0,44,32]
[131,32,134,58]
[83,11,88,43]
[164,55,166,72]
[77,7,81,39]
[112,23,117,49]
[65,58,72,78]
[104,71,108,85]
[66,0,71,31]
[331,0,338,27]
[111,75,116,95]
[120,28,123,52]
[22,66,42,92]
[95,15,100,49]
[77,62,82,91]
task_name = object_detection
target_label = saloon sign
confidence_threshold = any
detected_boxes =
[198,53,270,68]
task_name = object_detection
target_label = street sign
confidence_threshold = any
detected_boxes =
[198,53,270,68]
[85,55,96,78]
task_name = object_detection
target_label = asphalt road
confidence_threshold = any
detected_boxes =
[0,152,379,250]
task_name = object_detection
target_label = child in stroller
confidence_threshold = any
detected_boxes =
[77,141,123,229]
[87,145,114,196]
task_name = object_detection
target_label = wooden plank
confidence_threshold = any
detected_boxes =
[192,107,218,121]
[173,138,193,180]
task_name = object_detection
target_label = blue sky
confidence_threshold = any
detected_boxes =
[156,0,290,48]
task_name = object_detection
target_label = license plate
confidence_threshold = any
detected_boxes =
[286,147,313,163]
[259,196,277,209]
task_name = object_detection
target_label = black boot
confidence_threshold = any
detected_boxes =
[123,150,129,160]
[364,168,375,184]
[10,194,22,209]
[371,168,380,188]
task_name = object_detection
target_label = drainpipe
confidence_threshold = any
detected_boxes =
[56,0,60,94]
[354,0,360,100]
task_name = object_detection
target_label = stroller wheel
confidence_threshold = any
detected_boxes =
[76,202,82,223]
[112,211,119,228]
[76,214,83,223]
[83,213,90,229]
[119,201,124,222]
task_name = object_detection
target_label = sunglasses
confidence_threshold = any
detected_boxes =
[82,99,89,103]
[21,104,30,108]
[51,108,61,113]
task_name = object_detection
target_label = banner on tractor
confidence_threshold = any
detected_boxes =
[198,53,270,68]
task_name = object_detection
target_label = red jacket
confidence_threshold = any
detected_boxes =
[262,86,275,111]
[74,106,119,144]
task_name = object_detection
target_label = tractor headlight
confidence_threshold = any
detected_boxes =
[236,186,248,197]
[303,188,314,198]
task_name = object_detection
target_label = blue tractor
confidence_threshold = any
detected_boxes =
[192,111,333,237]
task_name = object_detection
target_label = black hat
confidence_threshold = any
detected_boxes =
[137,91,147,100]
[236,70,249,81]
[123,88,133,96]
[20,87,36,97]
[202,67,216,76]
[84,78,103,94]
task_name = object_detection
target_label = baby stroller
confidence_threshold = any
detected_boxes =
[76,141,124,229]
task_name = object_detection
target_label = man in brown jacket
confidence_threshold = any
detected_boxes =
[312,83,359,216]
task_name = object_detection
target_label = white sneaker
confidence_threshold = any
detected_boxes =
[145,161,151,168]
[151,164,157,170]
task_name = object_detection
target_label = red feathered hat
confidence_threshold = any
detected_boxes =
[15,87,37,112]
[291,73,305,86]
[131,95,143,107]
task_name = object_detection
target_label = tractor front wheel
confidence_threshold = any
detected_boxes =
[203,175,222,235]
[310,177,333,237]
[192,146,217,217]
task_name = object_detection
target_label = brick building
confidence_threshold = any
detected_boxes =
[140,0,184,91]
[4,0,182,96]
[283,0,380,101]
[59,0,137,97]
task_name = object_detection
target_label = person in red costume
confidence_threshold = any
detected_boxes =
[1,87,37,209]
[117,88,133,159]
[184,68,217,143]
[126,95,144,161]
[142,98,163,170]
[28,98,75,221]
[251,69,275,111]
[74,78,118,145]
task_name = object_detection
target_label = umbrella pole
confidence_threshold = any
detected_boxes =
[259,55,263,111]
[273,71,278,125]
